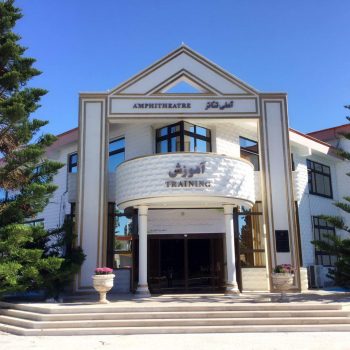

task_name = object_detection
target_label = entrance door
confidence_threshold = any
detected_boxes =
[148,234,224,293]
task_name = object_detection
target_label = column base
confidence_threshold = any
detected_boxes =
[225,282,240,295]
[135,284,151,297]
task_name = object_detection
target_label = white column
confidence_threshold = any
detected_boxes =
[224,204,240,295]
[136,205,151,296]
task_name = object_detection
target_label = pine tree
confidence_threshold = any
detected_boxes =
[0,0,65,296]
[312,106,350,287]
[33,218,85,300]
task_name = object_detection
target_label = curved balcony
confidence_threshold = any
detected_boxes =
[115,153,256,209]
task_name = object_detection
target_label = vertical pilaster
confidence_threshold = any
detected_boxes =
[224,204,240,295]
[260,95,301,290]
[136,205,151,296]
[77,98,108,290]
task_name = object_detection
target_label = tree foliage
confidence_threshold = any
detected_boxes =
[0,0,83,298]
[34,218,85,299]
[312,106,350,287]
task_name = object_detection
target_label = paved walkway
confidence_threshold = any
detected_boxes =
[7,290,348,310]
[1,332,350,350]
[1,290,349,349]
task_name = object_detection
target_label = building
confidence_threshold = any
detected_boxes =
[39,46,349,295]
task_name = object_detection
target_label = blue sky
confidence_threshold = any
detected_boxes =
[16,0,350,136]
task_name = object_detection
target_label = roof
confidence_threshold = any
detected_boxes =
[289,128,333,148]
[307,123,350,142]
[46,127,78,152]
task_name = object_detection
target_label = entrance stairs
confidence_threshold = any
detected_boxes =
[1,296,350,335]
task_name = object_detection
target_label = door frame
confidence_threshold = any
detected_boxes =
[147,233,225,293]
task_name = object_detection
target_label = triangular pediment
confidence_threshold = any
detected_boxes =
[151,70,218,96]
[109,46,258,96]
[161,78,208,94]
[163,80,204,94]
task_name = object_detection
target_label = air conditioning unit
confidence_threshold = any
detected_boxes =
[307,265,323,288]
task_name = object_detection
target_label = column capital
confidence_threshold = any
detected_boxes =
[223,204,234,215]
[138,205,148,216]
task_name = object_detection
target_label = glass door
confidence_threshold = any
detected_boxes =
[148,234,224,293]
[187,238,211,290]
[149,236,185,293]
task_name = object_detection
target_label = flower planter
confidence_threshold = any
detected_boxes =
[271,273,294,302]
[92,274,115,304]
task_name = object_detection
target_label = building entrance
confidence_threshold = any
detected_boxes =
[148,234,225,293]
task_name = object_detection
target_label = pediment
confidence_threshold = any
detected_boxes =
[109,46,258,97]
[158,75,212,94]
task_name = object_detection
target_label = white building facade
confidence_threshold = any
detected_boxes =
[40,46,349,294]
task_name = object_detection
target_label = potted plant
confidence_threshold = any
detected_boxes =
[271,264,294,302]
[92,267,115,304]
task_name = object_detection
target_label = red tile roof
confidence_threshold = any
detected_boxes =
[47,127,78,151]
[307,123,350,142]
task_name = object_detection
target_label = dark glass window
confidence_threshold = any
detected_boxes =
[239,137,259,170]
[307,160,333,198]
[313,217,337,266]
[156,121,211,153]
[68,202,76,224]
[68,153,78,173]
[107,203,135,269]
[25,218,44,227]
[291,153,295,171]
[236,202,265,267]
[32,164,50,183]
[109,138,125,171]
[67,138,125,174]
[0,188,8,201]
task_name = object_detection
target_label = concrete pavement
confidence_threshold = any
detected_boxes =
[1,332,350,350]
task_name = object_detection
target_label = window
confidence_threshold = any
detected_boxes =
[67,139,125,173]
[291,153,295,171]
[307,160,333,198]
[0,188,8,201]
[68,153,78,173]
[239,137,259,170]
[25,218,44,227]
[109,137,125,171]
[107,203,135,269]
[33,164,50,183]
[313,217,337,266]
[236,202,265,267]
[67,202,76,224]
[156,121,211,153]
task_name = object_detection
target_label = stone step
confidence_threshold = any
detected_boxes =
[0,301,342,314]
[2,308,349,321]
[1,315,350,329]
[1,323,350,336]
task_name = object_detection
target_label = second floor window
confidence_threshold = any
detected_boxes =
[156,121,211,153]
[68,153,78,173]
[240,137,259,170]
[67,137,125,174]
[307,159,333,198]
[109,137,125,171]
[0,188,9,201]
[25,218,44,227]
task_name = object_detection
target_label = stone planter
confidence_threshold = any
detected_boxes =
[271,273,294,302]
[92,274,115,304]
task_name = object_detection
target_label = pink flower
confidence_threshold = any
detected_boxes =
[94,267,113,275]
[273,264,295,274]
